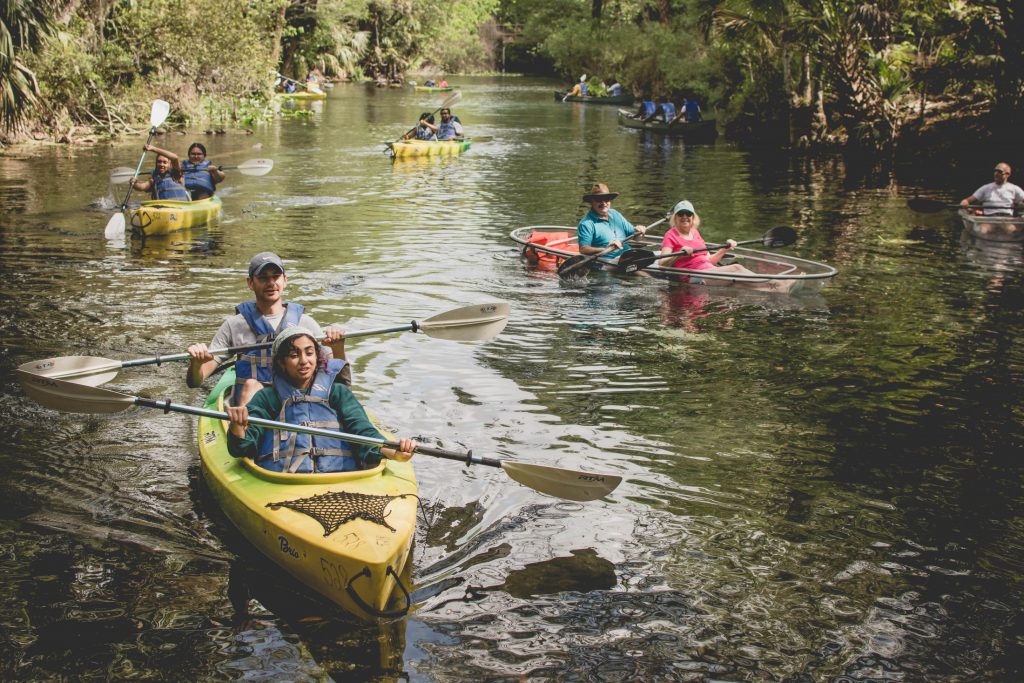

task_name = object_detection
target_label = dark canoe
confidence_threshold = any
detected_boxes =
[617,109,718,141]
[554,91,635,105]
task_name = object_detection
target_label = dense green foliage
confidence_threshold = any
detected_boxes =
[1,0,57,133]
[2,0,1019,153]
[500,0,1022,151]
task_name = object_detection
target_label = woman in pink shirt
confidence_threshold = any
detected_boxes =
[658,200,800,292]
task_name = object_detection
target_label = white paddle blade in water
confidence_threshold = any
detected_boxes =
[500,461,622,502]
[16,370,135,414]
[18,357,122,387]
[104,212,126,239]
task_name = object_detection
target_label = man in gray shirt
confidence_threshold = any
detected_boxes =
[186,252,348,405]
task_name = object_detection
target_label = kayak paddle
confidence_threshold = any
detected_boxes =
[19,302,511,387]
[104,100,171,239]
[556,214,670,280]
[109,158,274,184]
[16,370,621,503]
[616,225,797,274]
[276,72,322,93]
[906,197,1013,214]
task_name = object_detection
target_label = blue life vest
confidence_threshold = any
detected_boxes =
[182,159,215,196]
[258,359,360,473]
[640,100,656,118]
[580,82,588,96]
[660,102,677,120]
[150,169,190,200]
[414,125,436,141]
[684,100,701,122]
[610,84,622,96]
[437,120,459,140]
[234,301,305,385]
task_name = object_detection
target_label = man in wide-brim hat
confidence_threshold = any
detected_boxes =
[576,183,647,265]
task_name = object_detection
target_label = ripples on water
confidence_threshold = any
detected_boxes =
[1,78,1023,681]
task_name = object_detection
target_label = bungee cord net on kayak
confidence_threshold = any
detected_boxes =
[267,491,419,536]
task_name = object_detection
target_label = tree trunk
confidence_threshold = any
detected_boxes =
[591,0,602,20]
[270,4,287,66]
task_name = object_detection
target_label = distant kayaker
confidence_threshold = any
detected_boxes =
[670,97,702,126]
[404,112,438,141]
[960,162,1024,216]
[421,107,464,140]
[181,142,226,201]
[635,94,657,120]
[129,144,190,201]
[658,200,801,293]
[577,183,647,262]
[438,77,449,88]
[186,252,347,406]
[566,74,588,98]
[644,95,676,124]
[225,327,416,473]
[606,79,623,97]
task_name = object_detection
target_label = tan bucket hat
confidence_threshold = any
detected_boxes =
[582,183,619,202]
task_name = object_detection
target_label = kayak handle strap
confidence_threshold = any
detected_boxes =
[346,565,411,619]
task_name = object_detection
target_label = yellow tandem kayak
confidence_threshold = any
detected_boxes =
[274,90,327,101]
[129,196,222,238]
[387,139,471,158]
[197,368,418,619]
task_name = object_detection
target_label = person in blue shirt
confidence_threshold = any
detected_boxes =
[671,97,703,126]
[635,94,656,120]
[576,183,648,263]
[644,96,676,123]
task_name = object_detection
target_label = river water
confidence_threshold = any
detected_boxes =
[1,77,1022,681]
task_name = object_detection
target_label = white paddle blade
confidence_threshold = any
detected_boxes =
[444,91,462,108]
[109,167,135,184]
[18,357,121,386]
[104,212,126,239]
[236,159,274,176]
[419,302,510,341]
[150,99,171,128]
[16,370,135,414]
[501,461,621,502]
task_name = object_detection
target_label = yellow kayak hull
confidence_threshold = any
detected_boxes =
[275,90,327,101]
[129,196,222,237]
[388,139,471,158]
[197,369,418,619]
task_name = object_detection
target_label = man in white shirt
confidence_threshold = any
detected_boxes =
[960,162,1024,216]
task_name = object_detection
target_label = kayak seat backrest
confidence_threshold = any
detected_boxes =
[524,231,579,264]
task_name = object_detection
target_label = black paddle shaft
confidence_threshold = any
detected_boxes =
[557,231,650,279]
